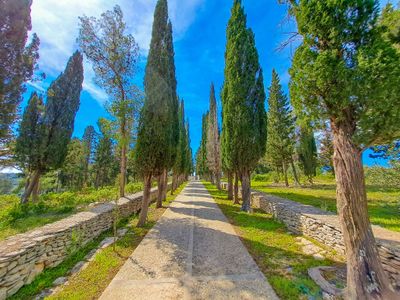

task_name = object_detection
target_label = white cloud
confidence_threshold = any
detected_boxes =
[30,0,203,105]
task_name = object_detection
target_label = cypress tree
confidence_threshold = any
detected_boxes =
[136,0,177,226]
[82,125,96,187]
[15,92,44,200]
[221,0,267,212]
[20,51,84,203]
[0,0,40,148]
[287,0,400,297]
[60,138,86,190]
[206,83,221,189]
[197,112,210,179]
[265,70,295,187]
[297,126,317,184]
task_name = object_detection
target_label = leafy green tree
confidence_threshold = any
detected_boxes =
[265,70,296,187]
[0,0,40,153]
[82,125,97,186]
[380,3,400,51]
[221,0,267,212]
[135,0,179,226]
[17,52,83,203]
[60,138,86,190]
[206,83,221,189]
[93,118,118,188]
[78,5,141,198]
[297,126,317,184]
[286,0,400,297]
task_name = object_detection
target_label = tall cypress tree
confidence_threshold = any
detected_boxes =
[287,0,400,297]
[297,126,317,184]
[265,70,295,187]
[0,0,40,149]
[221,0,266,212]
[15,92,44,198]
[197,112,210,179]
[20,51,84,203]
[82,125,96,187]
[136,0,177,226]
[206,83,221,189]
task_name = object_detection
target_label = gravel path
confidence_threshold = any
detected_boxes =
[100,181,278,300]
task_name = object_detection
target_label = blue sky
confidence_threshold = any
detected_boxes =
[23,0,394,167]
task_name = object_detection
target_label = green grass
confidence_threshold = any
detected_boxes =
[203,181,343,300]
[0,182,145,241]
[45,182,187,300]
[251,178,400,232]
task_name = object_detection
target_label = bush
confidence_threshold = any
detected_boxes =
[365,164,400,188]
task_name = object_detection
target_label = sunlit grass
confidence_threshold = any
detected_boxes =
[203,181,343,300]
[251,180,400,232]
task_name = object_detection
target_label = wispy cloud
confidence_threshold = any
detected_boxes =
[30,0,203,105]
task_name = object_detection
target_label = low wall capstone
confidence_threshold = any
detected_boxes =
[0,182,178,299]
[220,183,400,289]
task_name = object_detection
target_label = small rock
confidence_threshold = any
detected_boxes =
[84,249,97,261]
[53,276,68,286]
[69,261,85,275]
[117,228,128,237]
[313,253,325,260]
[99,237,116,249]
[34,288,53,300]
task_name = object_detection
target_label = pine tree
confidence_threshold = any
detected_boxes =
[206,83,221,189]
[20,51,84,203]
[197,112,210,179]
[221,0,267,212]
[135,0,178,226]
[297,126,317,184]
[265,70,295,187]
[78,5,141,198]
[0,0,40,151]
[286,0,400,297]
[82,125,97,186]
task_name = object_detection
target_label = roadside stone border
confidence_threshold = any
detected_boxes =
[220,183,400,289]
[0,182,180,299]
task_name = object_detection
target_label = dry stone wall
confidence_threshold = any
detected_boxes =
[0,183,175,299]
[221,183,400,289]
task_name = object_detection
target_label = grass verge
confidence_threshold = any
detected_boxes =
[251,181,400,232]
[203,181,343,300]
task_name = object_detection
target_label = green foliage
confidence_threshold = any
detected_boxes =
[82,125,97,186]
[206,83,221,179]
[221,0,266,172]
[289,0,400,148]
[297,127,317,183]
[15,92,44,171]
[196,112,210,177]
[0,0,40,146]
[265,70,295,172]
[135,0,179,177]
[380,3,400,51]
[365,164,400,188]
[60,138,86,190]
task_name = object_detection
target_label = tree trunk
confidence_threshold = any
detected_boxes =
[171,173,177,195]
[234,172,240,204]
[156,171,164,208]
[282,161,289,187]
[227,172,233,200]
[21,170,41,204]
[119,143,127,198]
[332,122,396,300]
[215,172,221,190]
[137,174,152,227]
[32,179,40,202]
[162,169,168,202]
[240,169,251,212]
[290,157,300,186]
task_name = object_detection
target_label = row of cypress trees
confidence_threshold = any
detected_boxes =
[135,0,192,227]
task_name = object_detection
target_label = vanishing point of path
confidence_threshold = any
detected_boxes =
[100,181,279,300]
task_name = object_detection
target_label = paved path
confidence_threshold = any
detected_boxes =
[100,181,278,300]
